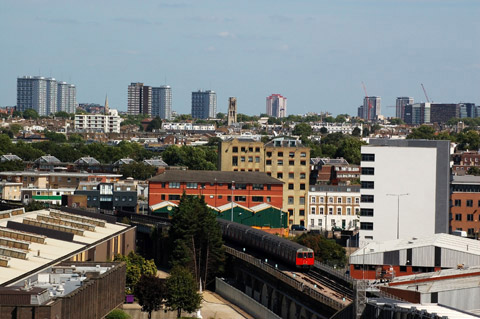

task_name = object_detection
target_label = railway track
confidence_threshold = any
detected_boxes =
[305,267,354,300]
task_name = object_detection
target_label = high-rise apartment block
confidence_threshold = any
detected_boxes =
[266,94,287,118]
[127,83,152,116]
[357,96,381,121]
[74,109,121,133]
[17,76,76,116]
[191,90,217,119]
[396,97,414,119]
[227,97,237,126]
[57,81,77,114]
[152,85,172,120]
[404,103,431,125]
[218,137,310,226]
[359,139,450,246]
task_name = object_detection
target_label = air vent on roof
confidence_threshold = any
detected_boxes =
[408,241,414,244]
[412,237,418,240]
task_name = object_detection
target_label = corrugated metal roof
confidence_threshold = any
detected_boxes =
[351,234,480,258]
[216,202,252,212]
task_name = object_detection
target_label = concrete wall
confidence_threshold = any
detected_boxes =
[216,278,281,319]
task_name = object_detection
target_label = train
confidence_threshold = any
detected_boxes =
[217,219,315,269]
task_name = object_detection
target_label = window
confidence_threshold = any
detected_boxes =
[252,184,264,190]
[235,183,247,190]
[278,160,283,165]
[255,157,260,163]
[248,157,253,162]
[455,214,462,221]
[300,160,306,165]
[360,222,374,230]
[255,147,260,152]
[278,152,283,157]
[169,194,181,200]
[467,214,474,221]
[82,186,87,190]
[232,157,238,166]
[347,207,351,215]
[320,197,325,203]
[235,196,246,202]
[355,208,360,215]
[299,209,305,216]
[186,182,197,189]
[328,207,333,215]
[361,195,374,203]
[311,196,316,203]
[300,197,305,205]
[319,207,324,214]
[267,196,271,202]
[468,228,475,236]
[289,160,295,165]
[249,147,253,152]
[267,152,272,157]
[129,197,133,202]
[337,197,342,204]
[300,184,305,190]
[241,147,246,152]
[355,197,360,204]
[266,160,272,165]
[241,157,245,162]
[267,184,271,190]
[361,167,375,175]
[361,154,375,161]
[454,199,461,207]
[328,197,333,203]
[337,207,342,215]
[361,181,374,189]
[169,182,180,189]
[252,196,264,202]
[277,172,283,179]
[300,173,306,179]
[319,219,323,227]
[289,173,294,179]
[311,219,315,226]
[300,152,306,157]
[360,208,374,216]
[311,207,316,214]
[87,196,91,201]
[288,197,294,205]
[347,197,352,204]
[467,200,473,207]
[288,183,294,190]
[289,152,295,158]
[161,194,165,200]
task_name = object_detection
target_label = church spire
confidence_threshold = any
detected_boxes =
[104,94,109,115]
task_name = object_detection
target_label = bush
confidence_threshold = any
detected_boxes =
[105,308,130,319]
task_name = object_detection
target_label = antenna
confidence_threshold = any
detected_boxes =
[421,83,430,103]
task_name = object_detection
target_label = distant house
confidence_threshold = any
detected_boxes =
[113,158,135,167]
[75,157,100,166]
[0,154,22,163]
[143,158,168,168]
[34,155,62,170]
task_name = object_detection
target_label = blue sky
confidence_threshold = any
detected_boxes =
[1,0,479,117]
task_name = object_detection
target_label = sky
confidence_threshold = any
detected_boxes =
[1,0,479,117]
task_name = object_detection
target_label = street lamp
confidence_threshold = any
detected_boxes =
[386,193,409,239]
[231,181,235,222]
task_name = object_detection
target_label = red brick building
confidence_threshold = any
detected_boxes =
[148,170,284,209]
[450,175,480,238]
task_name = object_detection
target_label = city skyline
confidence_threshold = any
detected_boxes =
[1,1,479,117]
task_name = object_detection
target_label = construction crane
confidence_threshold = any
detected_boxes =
[421,83,430,103]
[362,81,373,120]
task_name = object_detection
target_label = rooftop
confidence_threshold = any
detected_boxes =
[149,170,283,185]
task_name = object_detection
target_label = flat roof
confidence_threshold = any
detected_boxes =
[451,175,480,185]
[0,171,122,178]
[0,209,130,286]
[373,302,480,319]
[149,170,283,184]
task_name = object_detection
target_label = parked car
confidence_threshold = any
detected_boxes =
[291,224,307,231]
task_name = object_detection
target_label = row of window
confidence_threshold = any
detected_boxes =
[361,195,374,203]
[232,156,261,165]
[232,146,261,153]
[310,196,360,204]
[267,172,308,180]
[361,167,375,175]
[266,159,307,166]
[453,213,476,221]
[160,194,272,203]
[266,151,307,158]
[166,182,271,191]
[288,183,306,190]
[453,199,480,207]
[361,154,375,162]
[310,206,359,215]
[87,196,134,202]
[361,181,374,189]
[360,222,374,230]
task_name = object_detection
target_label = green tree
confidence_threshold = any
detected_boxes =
[114,252,157,294]
[0,160,25,172]
[319,127,328,135]
[44,130,67,143]
[146,117,163,132]
[120,162,157,180]
[135,275,165,319]
[389,118,404,125]
[206,137,222,147]
[292,123,313,137]
[23,108,39,119]
[105,309,131,319]
[9,124,22,135]
[165,266,202,318]
[54,111,71,119]
[407,125,436,139]
[468,167,480,176]
[351,127,361,137]
[216,112,226,119]
[336,137,364,165]
[457,130,480,151]
[25,200,46,212]
[162,145,217,170]
[169,195,224,288]
[12,110,22,118]
[294,233,347,267]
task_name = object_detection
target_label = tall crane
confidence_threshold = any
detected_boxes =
[362,82,373,120]
[421,83,430,103]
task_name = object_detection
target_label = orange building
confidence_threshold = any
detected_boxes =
[148,170,283,209]
[450,175,480,238]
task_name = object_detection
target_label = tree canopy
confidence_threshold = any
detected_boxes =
[294,233,347,267]
[165,266,202,318]
[135,275,165,319]
[120,162,157,180]
[114,252,157,294]
[307,132,365,165]
[23,109,39,119]
[146,117,162,132]
[161,145,217,170]
[169,195,225,288]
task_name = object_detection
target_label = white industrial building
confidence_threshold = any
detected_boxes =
[359,139,450,246]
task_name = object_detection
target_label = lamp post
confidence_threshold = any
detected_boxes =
[386,193,409,239]
[231,181,235,222]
